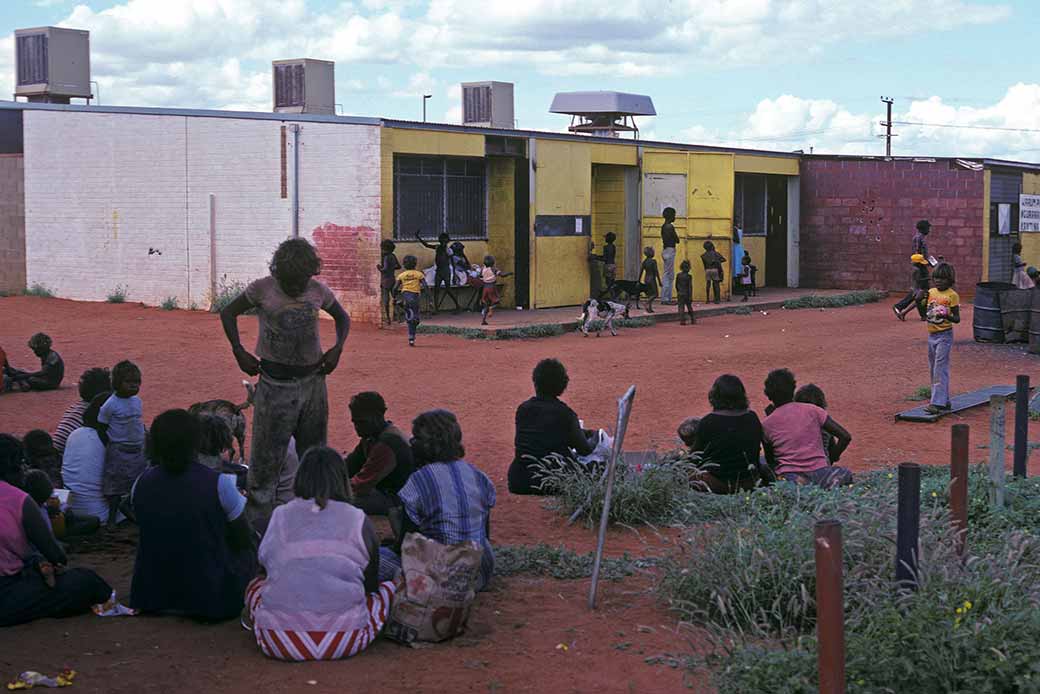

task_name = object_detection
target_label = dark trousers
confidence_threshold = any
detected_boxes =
[352,489,398,516]
[0,568,112,627]
[433,267,458,311]
[403,291,421,340]
[677,295,694,323]
[894,290,926,319]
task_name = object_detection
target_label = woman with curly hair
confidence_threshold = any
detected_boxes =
[3,333,64,393]
[687,374,763,494]
[220,238,351,526]
[380,410,495,591]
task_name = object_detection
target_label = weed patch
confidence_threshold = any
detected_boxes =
[494,544,650,581]
[106,285,129,303]
[209,275,247,313]
[907,385,932,401]
[23,284,54,298]
[782,290,884,310]
[160,296,178,311]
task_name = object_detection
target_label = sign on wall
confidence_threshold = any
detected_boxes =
[1021,194,1040,232]
[642,174,687,218]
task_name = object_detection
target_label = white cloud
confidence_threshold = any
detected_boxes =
[0,0,1017,128]
[680,85,1040,160]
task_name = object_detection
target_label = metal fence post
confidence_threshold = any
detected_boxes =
[1014,375,1030,478]
[950,424,969,557]
[989,395,1006,509]
[896,462,921,589]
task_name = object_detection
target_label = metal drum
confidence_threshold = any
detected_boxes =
[973,282,1013,343]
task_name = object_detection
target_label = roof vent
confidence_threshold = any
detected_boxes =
[549,91,655,138]
[272,59,335,115]
[461,81,514,129]
[14,27,91,103]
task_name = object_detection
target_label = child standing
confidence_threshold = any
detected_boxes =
[479,255,512,326]
[416,231,459,312]
[376,239,401,327]
[739,255,753,302]
[98,360,147,526]
[676,259,695,325]
[600,232,618,290]
[639,246,662,313]
[1012,242,1032,289]
[924,263,960,415]
[700,242,726,304]
[395,255,427,347]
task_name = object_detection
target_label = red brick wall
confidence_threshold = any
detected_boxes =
[311,223,381,325]
[800,159,985,291]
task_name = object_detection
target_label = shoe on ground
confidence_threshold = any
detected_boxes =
[924,404,952,414]
[893,305,906,321]
[408,339,415,347]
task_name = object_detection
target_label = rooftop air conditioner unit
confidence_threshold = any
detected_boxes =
[461,81,514,129]
[272,59,335,115]
[14,27,92,103]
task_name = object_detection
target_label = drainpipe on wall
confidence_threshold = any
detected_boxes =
[209,193,217,302]
[291,123,301,238]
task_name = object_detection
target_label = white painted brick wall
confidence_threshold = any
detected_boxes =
[23,110,382,319]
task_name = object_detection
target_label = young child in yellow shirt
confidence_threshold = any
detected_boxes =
[924,263,960,414]
[394,255,427,347]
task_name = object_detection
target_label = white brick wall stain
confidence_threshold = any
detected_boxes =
[24,111,382,321]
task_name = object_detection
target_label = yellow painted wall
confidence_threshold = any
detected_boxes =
[533,139,593,308]
[592,165,627,278]
[487,157,516,308]
[591,143,638,166]
[642,150,736,302]
[380,127,488,269]
[734,154,799,176]
[1021,173,1040,272]
[743,235,766,283]
[982,170,991,281]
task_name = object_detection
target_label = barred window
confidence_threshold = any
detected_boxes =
[394,155,486,240]
[734,174,767,236]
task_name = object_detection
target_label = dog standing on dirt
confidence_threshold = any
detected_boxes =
[580,299,630,337]
[188,381,255,463]
[605,280,650,309]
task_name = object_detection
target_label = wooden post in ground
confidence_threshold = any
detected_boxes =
[1014,375,1030,478]
[989,395,1006,509]
[815,520,845,694]
[950,424,969,557]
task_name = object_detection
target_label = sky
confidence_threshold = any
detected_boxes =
[2,0,1039,160]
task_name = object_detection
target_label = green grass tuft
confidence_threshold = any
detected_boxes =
[209,274,247,313]
[23,283,54,298]
[106,285,128,303]
[908,385,932,401]
[160,296,179,311]
[494,544,649,581]
[782,289,885,310]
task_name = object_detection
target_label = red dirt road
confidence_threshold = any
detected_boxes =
[0,296,1036,694]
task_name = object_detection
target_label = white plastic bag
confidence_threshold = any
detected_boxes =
[576,429,614,466]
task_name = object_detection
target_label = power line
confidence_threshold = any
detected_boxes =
[892,120,1040,134]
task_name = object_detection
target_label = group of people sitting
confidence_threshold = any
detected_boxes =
[507,360,853,495]
[1,368,495,660]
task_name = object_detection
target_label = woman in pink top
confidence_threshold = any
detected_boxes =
[761,369,853,489]
[0,434,111,626]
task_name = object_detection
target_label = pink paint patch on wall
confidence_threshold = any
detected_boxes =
[311,223,381,325]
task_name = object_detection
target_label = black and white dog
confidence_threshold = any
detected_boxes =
[580,299,630,337]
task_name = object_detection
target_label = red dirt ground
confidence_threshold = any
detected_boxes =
[0,295,1036,694]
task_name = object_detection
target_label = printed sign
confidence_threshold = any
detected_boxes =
[1021,194,1040,232]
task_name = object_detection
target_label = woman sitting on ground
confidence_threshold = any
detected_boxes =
[687,374,763,493]
[509,359,596,495]
[0,434,112,626]
[380,410,495,591]
[761,369,853,488]
[61,391,113,526]
[245,446,396,661]
[130,409,256,621]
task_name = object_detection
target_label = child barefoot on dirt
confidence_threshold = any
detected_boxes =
[479,255,512,326]
[3,333,64,393]
[394,254,427,347]
[98,361,147,528]
[221,238,351,526]
[639,247,662,313]
[924,263,960,415]
[376,239,401,328]
[676,260,694,325]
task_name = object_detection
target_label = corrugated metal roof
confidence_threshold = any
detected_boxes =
[803,153,1040,170]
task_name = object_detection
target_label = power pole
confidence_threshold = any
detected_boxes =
[880,97,894,157]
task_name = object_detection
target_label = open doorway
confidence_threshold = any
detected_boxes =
[765,176,788,286]
[513,157,531,308]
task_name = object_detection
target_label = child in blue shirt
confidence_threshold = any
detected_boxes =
[98,360,147,526]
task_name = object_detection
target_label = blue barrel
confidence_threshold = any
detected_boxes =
[973,282,1013,343]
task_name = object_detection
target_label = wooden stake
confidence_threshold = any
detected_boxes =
[989,395,1006,509]
[950,424,969,556]
[815,520,846,694]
